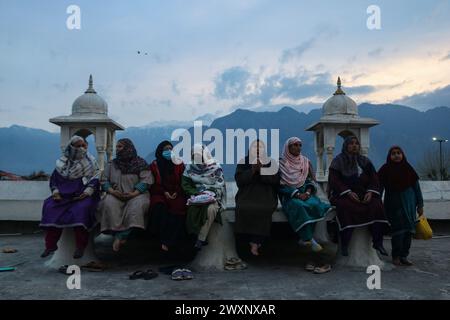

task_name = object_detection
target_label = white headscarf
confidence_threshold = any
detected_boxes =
[55,135,99,182]
[183,144,226,208]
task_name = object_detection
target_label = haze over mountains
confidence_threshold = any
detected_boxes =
[1,103,449,179]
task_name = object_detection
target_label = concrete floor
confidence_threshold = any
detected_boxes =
[1,228,450,300]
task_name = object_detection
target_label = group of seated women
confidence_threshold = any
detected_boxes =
[40,133,424,270]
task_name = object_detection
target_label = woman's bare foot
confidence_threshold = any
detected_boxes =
[250,242,260,256]
[113,238,127,252]
[161,244,169,252]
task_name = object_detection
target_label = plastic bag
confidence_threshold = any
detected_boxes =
[414,215,433,240]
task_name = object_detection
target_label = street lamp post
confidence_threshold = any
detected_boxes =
[432,137,448,180]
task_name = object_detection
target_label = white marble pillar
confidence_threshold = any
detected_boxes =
[95,127,107,171]
[325,146,335,177]
[60,126,71,152]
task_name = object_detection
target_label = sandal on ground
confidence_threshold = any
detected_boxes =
[181,268,194,280]
[143,269,158,280]
[304,263,315,272]
[171,268,184,281]
[58,265,70,275]
[2,248,18,254]
[129,270,146,280]
[225,257,242,265]
[81,261,108,272]
[313,264,332,274]
[224,262,248,271]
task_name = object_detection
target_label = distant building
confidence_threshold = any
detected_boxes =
[0,170,24,181]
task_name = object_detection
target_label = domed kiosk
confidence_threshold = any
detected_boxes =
[306,77,379,181]
[49,75,124,170]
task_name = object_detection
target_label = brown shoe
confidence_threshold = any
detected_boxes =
[392,257,402,266]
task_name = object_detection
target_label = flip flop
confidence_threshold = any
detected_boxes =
[305,263,315,272]
[129,270,146,280]
[81,261,108,272]
[58,265,70,275]
[313,264,332,274]
[143,269,158,280]
[171,269,184,281]
[2,248,18,253]
[224,262,248,271]
[182,269,194,280]
[225,257,242,266]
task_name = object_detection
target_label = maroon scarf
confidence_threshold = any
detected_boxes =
[378,146,419,192]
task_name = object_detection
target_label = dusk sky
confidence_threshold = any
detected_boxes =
[1,0,450,131]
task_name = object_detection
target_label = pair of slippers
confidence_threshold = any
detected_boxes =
[129,269,158,280]
[171,268,193,280]
[224,257,247,271]
[305,263,332,274]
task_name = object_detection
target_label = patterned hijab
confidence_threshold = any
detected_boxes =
[378,145,419,192]
[279,137,310,188]
[113,138,148,175]
[183,144,226,206]
[329,136,375,178]
[55,135,99,181]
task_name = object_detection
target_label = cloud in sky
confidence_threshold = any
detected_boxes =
[279,25,338,64]
[1,0,450,131]
[368,47,384,57]
[395,84,450,109]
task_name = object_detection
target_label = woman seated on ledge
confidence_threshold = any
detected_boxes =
[182,144,226,250]
[328,136,390,257]
[149,140,187,252]
[97,138,154,252]
[40,135,100,259]
[278,137,331,261]
[234,139,280,256]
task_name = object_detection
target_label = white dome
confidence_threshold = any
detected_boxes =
[72,75,108,115]
[322,77,358,117]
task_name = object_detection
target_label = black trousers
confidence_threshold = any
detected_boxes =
[391,232,412,258]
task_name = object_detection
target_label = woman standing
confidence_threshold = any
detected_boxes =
[149,140,187,252]
[182,144,226,249]
[40,135,100,259]
[278,137,331,253]
[97,138,154,252]
[378,146,424,266]
[328,136,389,256]
[234,140,280,256]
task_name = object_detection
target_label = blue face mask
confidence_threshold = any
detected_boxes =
[162,150,172,160]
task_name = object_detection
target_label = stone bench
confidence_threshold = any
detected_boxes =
[4,180,445,270]
[190,182,387,271]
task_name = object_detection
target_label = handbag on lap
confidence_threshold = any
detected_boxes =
[186,191,216,206]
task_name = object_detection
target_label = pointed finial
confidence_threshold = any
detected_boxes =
[85,74,97,94]
[333,76,345,95]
